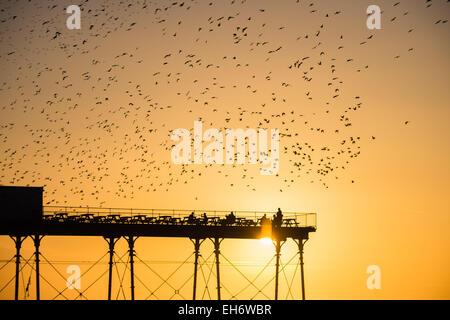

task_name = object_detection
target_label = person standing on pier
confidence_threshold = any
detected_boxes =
[273,208,283,228]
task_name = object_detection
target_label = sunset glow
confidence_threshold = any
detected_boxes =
[0,0,448,301]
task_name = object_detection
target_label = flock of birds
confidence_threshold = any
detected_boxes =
[0,0,448,205]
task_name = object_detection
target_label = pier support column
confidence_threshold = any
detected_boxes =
[274,240,281,300]
[104,236,120,300]
[10,236,26,300]
[31,235,44,300]
[125,236,138,300]
[213,238,222,300]
[295,238,308,300]
[191,238,203,300]
[274,239,285,300]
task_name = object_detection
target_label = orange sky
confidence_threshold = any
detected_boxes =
[0,0,449,299]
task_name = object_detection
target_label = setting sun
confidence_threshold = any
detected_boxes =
[260,238,273,246]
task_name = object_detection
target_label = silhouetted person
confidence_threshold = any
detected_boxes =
[228,211,236,225]
[260,214,268,226]
[188,211,195,224]
[273,208,283,228]
[202,212,208,224]
[277,208,283,226]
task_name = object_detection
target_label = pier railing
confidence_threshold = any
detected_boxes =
[42,206,317,228]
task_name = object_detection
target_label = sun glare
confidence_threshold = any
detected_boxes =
[260,237,273,246]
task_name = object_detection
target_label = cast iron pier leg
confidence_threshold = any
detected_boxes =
[10,236,26,300]
[297,238,308,300]
[125,236,137,300]
[32,235,43,300]
[104,236,119,300]
[192,238,202,300]
[213,238,222,300]
[274,240,282,300]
